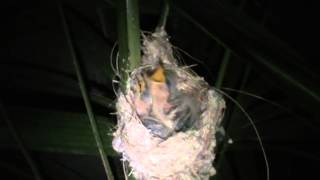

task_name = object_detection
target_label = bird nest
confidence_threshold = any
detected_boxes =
[112,29,226,180]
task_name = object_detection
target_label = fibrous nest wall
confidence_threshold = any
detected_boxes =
[112,29,225,180]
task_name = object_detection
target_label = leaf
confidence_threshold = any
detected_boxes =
[0,107,117,156]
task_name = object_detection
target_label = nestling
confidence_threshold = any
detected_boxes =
[131,61,201,139]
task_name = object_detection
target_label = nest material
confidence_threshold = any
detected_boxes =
[112,29,226,180]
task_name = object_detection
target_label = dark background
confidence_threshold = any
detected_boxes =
[1,0,319,180]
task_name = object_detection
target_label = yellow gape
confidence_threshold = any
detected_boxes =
[149,65,166,83]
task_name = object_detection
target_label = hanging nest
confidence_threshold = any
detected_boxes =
[112,29,226,180]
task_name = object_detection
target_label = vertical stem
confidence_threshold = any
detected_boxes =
[116,1,140,179]
[116,0,141,89]
[126,0,141,72]
[116,0,129,86]
[58,3,114,180]
[0,101,43,180]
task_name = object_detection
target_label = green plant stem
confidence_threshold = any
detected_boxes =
[58,3,114,180]
[116,0,141,88]
[116,0,129,87]
[126,0,141,72]
[0,101,43,180]
[116,1,141,179]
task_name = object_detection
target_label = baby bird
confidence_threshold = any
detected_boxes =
[132,62,201,139]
